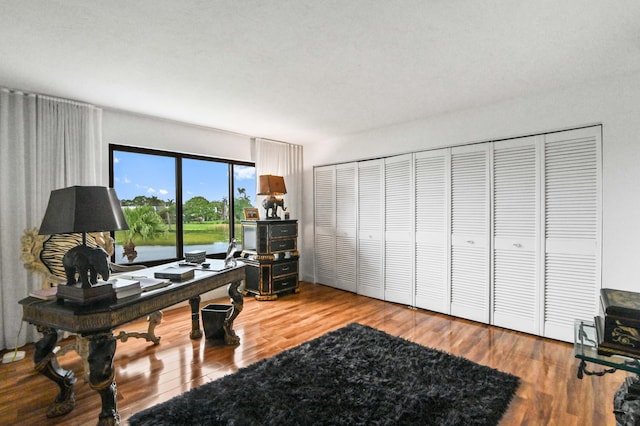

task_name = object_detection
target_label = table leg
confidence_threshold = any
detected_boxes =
[614,376,640,426]
[189,296,203,339]
[115,310,163,345]
[33,326,76,418]
[87,333,119,426]
[223,279,244,345]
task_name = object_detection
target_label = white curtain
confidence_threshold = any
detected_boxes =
[251,138,303,221]
[0,88,102,350]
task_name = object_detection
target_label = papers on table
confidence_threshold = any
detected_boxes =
[29,286,58,300]
[116,276,172,292]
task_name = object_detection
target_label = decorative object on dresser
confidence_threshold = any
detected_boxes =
[38,186,129,305]
[243,207,259,220]
[257,174,287,219]
[241,219,299,300]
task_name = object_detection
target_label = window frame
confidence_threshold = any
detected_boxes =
[109,144,255,265]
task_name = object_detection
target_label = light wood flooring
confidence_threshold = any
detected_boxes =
[0,281,627,425]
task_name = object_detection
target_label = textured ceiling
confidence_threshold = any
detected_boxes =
[1,1,640,144]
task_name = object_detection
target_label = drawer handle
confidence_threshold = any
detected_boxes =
[513,243,522,248]
[281,266,290,271]
[466,240,474,244]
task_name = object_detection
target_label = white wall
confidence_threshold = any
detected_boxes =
[301,71,640,293]
[102,109,252,177]
[102,109,253,301]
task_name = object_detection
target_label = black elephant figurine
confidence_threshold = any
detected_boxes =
[62,245,110,288]
[262,196,286,219]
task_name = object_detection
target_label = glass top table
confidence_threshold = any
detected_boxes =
[574,319,640,377]
[575,320,640,424]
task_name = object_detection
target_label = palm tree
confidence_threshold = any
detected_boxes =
[157,199,175,230]
[237,187,247,200]
[121,206,168,262]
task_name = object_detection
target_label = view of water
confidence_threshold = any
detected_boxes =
[114,242,235,264]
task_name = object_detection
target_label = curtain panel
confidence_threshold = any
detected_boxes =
[251,138,303,221]
[0,88,102,350]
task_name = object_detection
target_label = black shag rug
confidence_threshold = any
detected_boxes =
[129,323,519,426]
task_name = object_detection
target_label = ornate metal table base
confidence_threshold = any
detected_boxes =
[34,326,77,418]
[54,311,164,382]
[34,328,119,425]
[31,278,244,425]
[87,333,119,426]
[223,279,244,345]
[115,310,163,344]
[188,279,244,344]
[614,376,640,426]
[189,296,203,339]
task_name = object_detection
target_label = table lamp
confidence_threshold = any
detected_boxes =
[38,186,129,304]
[257,175,287,219]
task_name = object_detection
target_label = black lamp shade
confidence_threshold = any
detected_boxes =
[39,186,129,235]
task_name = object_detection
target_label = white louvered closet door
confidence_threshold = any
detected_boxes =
[314,165,336,286]
[384,154,414,305]
[414,149,450,313]
[450,144,491,323]
[335,163,358,292]
[543,127,601,342]
[358,159,384,299]
[492,137,542,334]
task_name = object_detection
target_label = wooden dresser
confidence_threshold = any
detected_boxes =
[240,219,299,300]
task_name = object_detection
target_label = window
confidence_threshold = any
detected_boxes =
[110,145,255,265]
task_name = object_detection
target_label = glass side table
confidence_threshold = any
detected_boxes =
[575,320,640,425]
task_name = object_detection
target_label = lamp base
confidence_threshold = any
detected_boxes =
[57,283,115,305]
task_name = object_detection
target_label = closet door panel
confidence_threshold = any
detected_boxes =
[335,163,358,292]
[414,149,450,313]
[492,137,541,334]
[384,154,413,305]
[358,159,384,299]
[543,127,601,342]
[314,166,336,285]
[450,144,490,323]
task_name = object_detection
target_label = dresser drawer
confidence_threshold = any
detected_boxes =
[273,260,298,278]
[273,275,298,293]
[269,238,296,252]
[270,223,297,239]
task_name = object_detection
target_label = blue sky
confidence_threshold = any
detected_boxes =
[113,151,256,203]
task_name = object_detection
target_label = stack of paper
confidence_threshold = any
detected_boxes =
[154,266,195,281]
[108,277,142,299]
[138,277,172,292]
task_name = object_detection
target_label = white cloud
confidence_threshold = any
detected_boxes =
[159,189,169,195]
[147,187,156,194]
[235,166,255,180]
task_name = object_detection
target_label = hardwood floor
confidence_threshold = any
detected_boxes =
[0,281,626,425]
